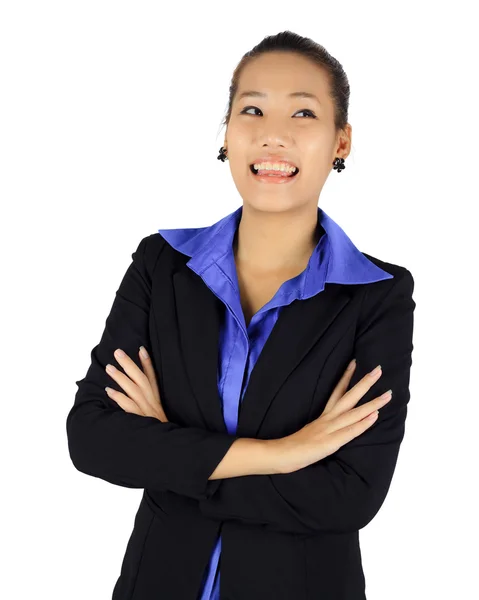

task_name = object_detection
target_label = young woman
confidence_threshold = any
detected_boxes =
[67,30,415,600]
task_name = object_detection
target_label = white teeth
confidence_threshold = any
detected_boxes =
[253,162,297,174]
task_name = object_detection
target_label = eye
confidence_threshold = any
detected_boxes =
[239,106,317,119]
[240,106,262,116]
[295,109,317,119]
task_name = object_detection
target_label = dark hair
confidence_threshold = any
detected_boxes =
[220,30,350,134]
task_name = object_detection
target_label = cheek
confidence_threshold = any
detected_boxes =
[226,121,250,148]
[302,138,335,172]
[301,147,331,175]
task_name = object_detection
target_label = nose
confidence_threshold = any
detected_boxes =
[256,121,293,149]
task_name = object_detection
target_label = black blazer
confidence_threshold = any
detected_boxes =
[66,232,415,600]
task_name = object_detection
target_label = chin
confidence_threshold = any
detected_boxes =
[240,194,305,214]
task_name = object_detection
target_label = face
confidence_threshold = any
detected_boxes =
[224,51,351,212]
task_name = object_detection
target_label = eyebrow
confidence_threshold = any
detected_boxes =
[237,90,321,105]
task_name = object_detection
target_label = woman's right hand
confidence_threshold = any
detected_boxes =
[275,361,392,475]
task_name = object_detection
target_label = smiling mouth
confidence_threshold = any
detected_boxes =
[249,164,300,177]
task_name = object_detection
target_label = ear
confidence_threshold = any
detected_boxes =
[334,125,352,161]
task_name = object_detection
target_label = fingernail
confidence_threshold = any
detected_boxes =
[139,346,149,359]
[115,348,125,358]
[106,364,115,374]
[369,365,382,377]
[347,358,356,370]
[380,389,392,400]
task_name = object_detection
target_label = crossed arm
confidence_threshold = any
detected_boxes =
[66,235,242,501]
[198,269,415,535]
[66,234,415,535]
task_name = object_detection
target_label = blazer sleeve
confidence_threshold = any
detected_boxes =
[66,234,239,501]
[198,268,416,535]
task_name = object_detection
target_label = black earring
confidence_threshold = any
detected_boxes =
[217,146,228,162]
[332,157,345,172]
[218,147,344,171]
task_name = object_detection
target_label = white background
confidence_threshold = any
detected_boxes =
[1,1,477,598]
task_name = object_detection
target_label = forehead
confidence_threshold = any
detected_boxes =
[236,52,330,100]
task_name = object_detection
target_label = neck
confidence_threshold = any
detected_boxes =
[233,203,322,274]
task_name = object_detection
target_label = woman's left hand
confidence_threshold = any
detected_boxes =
[104,346,169,422]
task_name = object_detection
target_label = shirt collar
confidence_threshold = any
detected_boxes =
[158,205,393,298]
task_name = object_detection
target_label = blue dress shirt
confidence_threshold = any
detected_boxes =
[157,205,393,599]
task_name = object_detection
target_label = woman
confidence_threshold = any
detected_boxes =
[67,31,415,600]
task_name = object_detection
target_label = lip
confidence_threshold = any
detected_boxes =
[250,156,299,170]
[248,163,300,185]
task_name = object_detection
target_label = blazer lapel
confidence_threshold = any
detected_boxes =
[173,264,353,438]
[173,266,227,434]
[236,284,352,437]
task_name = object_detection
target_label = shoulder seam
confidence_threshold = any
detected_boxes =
[143,233,167,279]
[359,266,412,330]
